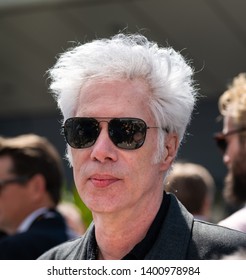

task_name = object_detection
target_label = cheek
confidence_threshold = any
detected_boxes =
[129,153,156,183]
[72,150,85,174]
[229,140,241,160]
[0,191,21,213]
[72,151,92,192]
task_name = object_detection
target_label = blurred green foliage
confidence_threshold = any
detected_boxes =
[61,184,93,229]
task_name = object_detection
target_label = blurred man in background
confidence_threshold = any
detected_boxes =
[58,201,86,237]
[0,134,70,259]
[165,162,215,222]
[214,73,246,232]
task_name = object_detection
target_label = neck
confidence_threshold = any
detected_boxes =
[94,193,163,260]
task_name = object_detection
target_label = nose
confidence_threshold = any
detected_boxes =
[223,152,230,167]
[90,123,118,163]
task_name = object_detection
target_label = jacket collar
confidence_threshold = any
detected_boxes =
[146,193,194,259]
[77,193,194,260]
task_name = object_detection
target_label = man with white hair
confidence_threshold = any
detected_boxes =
[39,33,246,260]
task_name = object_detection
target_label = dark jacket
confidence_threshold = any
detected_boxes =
[0,209,69,260]
[38,194,246,260]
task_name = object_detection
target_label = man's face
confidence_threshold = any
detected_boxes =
[0,156,31,234]
[222,116,242,169]
[222,116,246,204]
[70,78,175,215]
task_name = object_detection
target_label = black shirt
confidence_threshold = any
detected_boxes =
[123,192,170,259]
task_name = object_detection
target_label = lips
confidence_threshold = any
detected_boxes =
[89,174,119,188]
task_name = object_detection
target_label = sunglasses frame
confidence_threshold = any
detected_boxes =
[63,117,168,150]
[214,126,246,153]
[0,176,30,192]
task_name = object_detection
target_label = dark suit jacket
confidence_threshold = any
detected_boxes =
[0,209,69,260]
[38,194,246,260]
[0,231,7,239]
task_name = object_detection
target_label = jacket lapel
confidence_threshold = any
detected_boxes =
[146,194,194,259]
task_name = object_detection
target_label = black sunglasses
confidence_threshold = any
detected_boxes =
[214,127,246,153]
[63,117,168,150]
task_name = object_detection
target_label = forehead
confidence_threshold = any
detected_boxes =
[75,78,153,120]
[223,115,236,133]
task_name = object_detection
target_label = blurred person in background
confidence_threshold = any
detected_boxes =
[214,73,246,233]
[221,248,246,260]
[165,162,215,222]
[58,201,86,237]
[0,230,7,239]
[0,134,70,259]
[39,33,246,260]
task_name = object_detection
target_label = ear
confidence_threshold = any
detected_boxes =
[160,132,179,171]
[26,174,46,202]
[200,196,211,220]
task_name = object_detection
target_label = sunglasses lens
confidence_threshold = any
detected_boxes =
[64,118,99,148]
[109,118,147,149]
[63,117,148,150]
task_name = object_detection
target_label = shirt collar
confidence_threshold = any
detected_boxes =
[17,207,50,233]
